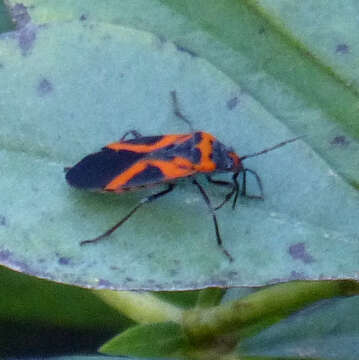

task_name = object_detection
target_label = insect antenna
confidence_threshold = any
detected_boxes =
[233,136,303,203]
[240,136,303,161]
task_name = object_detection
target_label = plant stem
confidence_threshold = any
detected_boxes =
[95,289,183,324]
[183,280,359,341]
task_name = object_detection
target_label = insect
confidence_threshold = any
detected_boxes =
[65,91,300,261]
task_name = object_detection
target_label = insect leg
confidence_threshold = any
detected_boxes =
[192,178,233,262]
[80,184,176,246]
[241,168,264,200]
[170,90,194,132]
[230,172,240,209]
[206,175,236,210]
[120,130,143,141]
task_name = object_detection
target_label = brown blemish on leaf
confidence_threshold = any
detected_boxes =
[18,25,37,55]
[0,249,11,261]
[9,3,37,55]
[288,242,315,264]
[175,43,197,57]
[58,257,71,265]
[336,43,350,54]
[98,278,113,287]
[37,78,53,96]
[330,135,350,147]
[289,270,306,280]
[0,215,7,226]
[0,248,31,273]
[10,3,31,28]
[227,271,239,279]
[226,96,239,110]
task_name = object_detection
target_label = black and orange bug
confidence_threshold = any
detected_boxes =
[65,91,300,261]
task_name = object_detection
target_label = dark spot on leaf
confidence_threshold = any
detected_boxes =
[289,270,306,280]
[58,257,71,265]
[80,14,88,21]
[0,249,30,272]
[258,27,265,34]
[0,249,11,261]
[288,242,315,264]
[18,25,37,55]
[226,96,239,110]
[330,135,350,146]
[37,78,53,96]
[126,277,134,282]
[336,43,349,54]
[0,215,7,226]
[227,271,239,279]
[109,265,121,271]
[175,43,197,57]
[10,3,31,28]
[98,279,113,287]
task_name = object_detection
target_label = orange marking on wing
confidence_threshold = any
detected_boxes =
[194,132,217,172]
[105,161,148,191]
[151,157,195,179]
[106,134,193,153]
[105,157,195,192]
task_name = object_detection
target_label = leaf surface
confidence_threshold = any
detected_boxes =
[0,3,358,290]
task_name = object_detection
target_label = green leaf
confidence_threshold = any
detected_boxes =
[0,2,358,290]
[240,295,359,360]
[0,266,132,332]
[99,322,188,358]
[183,281,359,342]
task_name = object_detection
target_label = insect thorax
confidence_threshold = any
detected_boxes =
[212,140,237,172]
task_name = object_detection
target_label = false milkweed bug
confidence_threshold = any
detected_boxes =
[65,91,300,261]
